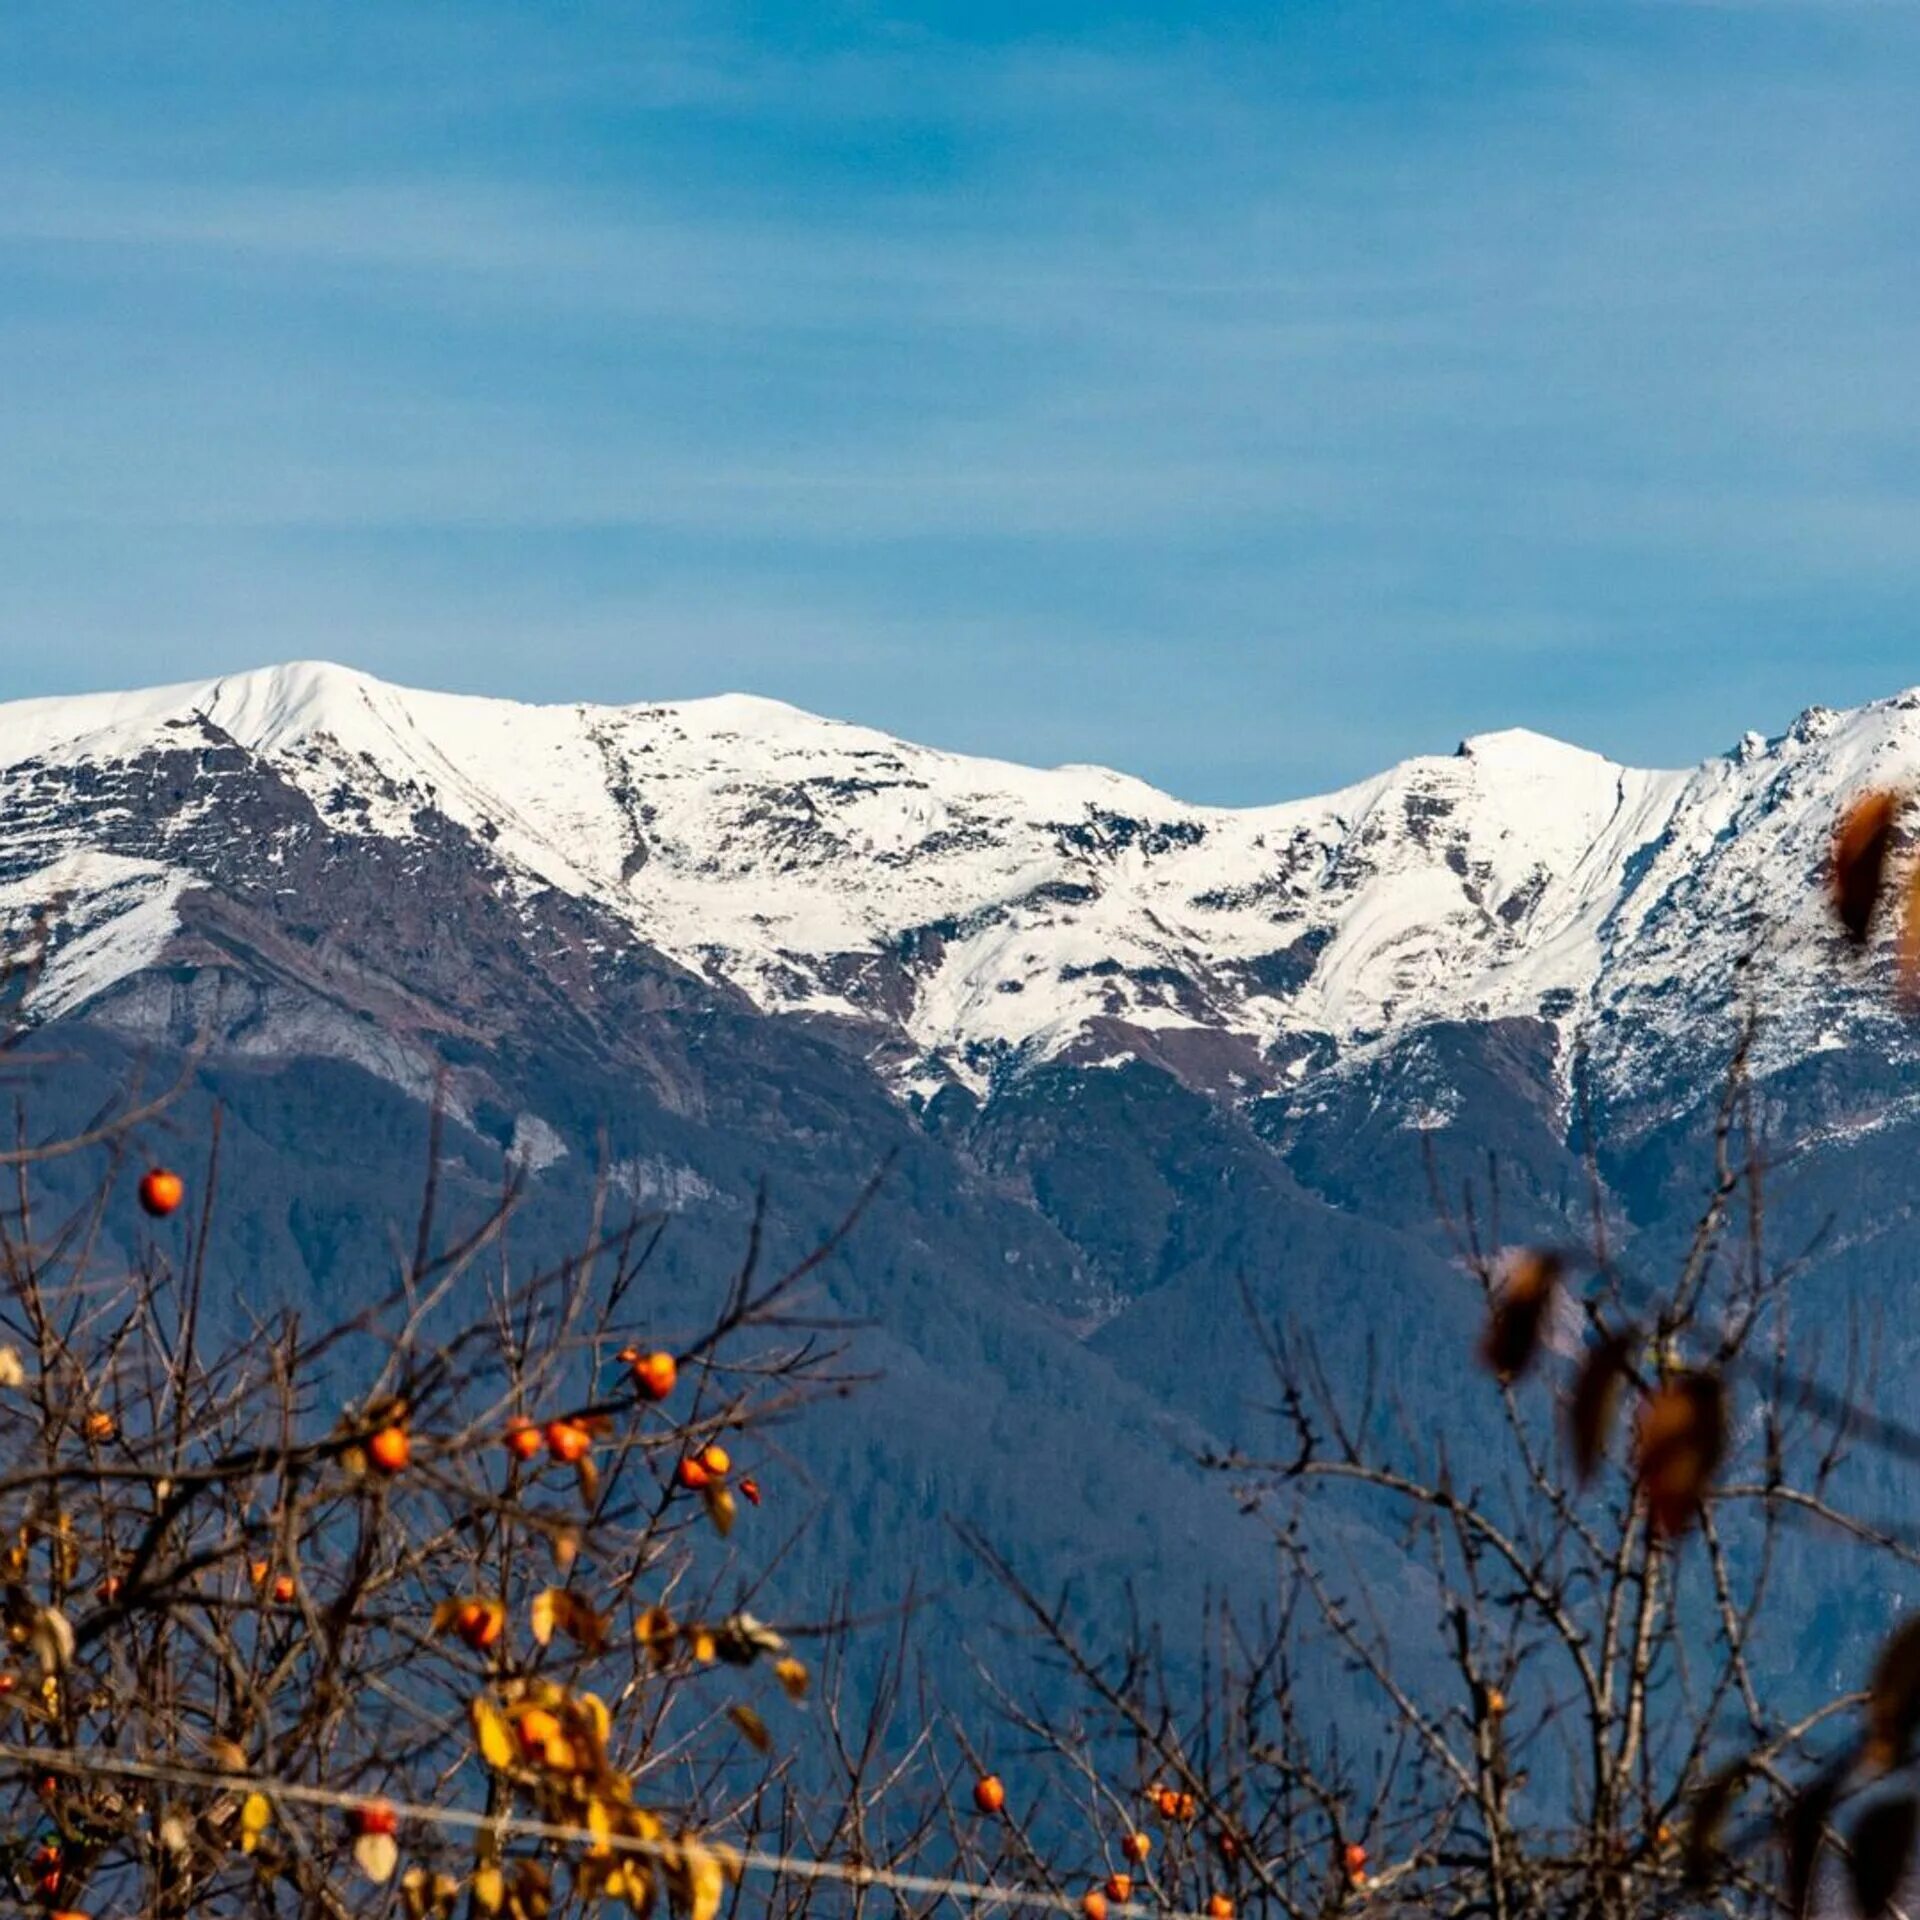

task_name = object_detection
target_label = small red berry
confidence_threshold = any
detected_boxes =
[348,1799,398,1838]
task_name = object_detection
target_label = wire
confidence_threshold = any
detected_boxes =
[0,1742,1227,1919]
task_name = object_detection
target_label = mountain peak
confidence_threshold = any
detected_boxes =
[1452,725,1628,772]
[1,658,388,772]
[1,663,1912,1107]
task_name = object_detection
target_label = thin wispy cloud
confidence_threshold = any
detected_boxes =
[3,2,1920,798]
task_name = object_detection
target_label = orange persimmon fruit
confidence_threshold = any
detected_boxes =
[455,1599,503,1650]
[516,1707,562,1758]
[138,1168,185,1218]
[629,1350,678,1400]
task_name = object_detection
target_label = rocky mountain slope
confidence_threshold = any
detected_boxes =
[4,660,1918,1714]
[7,661,1915,1120]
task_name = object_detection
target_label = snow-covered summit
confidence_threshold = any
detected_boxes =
[2,661,1915,1103]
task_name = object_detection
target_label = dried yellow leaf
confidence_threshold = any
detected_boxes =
[637,1606,677,1668]
[354,1829,399,1884]
[684,1841,728,1920]
[471,1696,515,1772]
[728,1703,772,1753]
[619,1860,658,1916]
[580,1691,612,1745]
[401,1866,460,1920]
[774,1656,810,1702]
[530,1588,558,1647]
[529,1586,607,1652]
[29,1608,73,1674]
[587,1796,613,1855]
[240,1791,271,1853]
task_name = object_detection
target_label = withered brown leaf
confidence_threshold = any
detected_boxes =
[1783,1765,1842,1920]
[1684,1757,1748,1893]
[1567,1330,1633,1484]
[1867,1614,1920,1771]
[1480,1250,1563,1383]
[1832,789,1901,945]
[728,1703,773,1753]
[1633,1371,1726,1538]
[1848,1794,1919,1919]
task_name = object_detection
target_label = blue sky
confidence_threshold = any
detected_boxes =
[5,1,1920,802]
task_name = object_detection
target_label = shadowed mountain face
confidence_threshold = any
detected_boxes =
[4,662,1918,1717]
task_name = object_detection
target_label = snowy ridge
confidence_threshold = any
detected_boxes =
[1,661,1914,1103]
[0,852,190,1021]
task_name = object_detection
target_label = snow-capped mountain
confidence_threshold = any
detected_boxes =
[1,661,1909,1116]
[2,660,1914,1719]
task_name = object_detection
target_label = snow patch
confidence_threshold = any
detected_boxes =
[607,1156,720,1210]
[8,660,1920,1112]
[509,1113,570,1175]
[0,854,190,1020]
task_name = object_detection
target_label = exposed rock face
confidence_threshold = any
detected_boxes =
[9,663,1915,1127]
[3,660,1915,1716]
